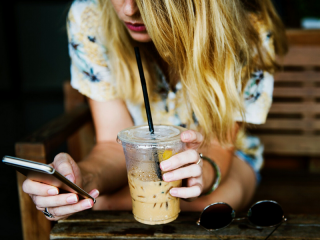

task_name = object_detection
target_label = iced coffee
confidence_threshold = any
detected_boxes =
[117,125,186,225]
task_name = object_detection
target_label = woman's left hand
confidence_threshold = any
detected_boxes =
[160,130,204,201]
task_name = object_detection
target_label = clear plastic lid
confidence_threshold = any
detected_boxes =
[117,125,185,145]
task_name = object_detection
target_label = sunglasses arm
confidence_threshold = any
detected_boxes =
[264,218,287,240]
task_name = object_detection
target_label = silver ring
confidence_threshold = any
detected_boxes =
[197,153,203,165]
[43,208,54,218]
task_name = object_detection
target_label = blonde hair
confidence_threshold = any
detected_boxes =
[241,0,288,75]
[98,0,287,145]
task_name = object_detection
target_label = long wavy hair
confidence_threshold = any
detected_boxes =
[98,0,287,145]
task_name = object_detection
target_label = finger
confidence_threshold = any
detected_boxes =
[89,189,100,199]
[36,204,71,221]
[43,211,72,221]
[53,153,76,183]
[47,198,94,217]
[160,149,199,171]
[163,164,202,182]
[23,179,59,196]
[44,214,71,221]
[36,205,45,212]
[187,176,203,188]
[181,130,204,149]
[169,184,202,199]
[32,193,79,208]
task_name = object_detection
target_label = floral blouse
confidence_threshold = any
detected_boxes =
[67,0,276,183]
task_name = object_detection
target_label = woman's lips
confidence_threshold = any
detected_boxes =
[125,22,146,32]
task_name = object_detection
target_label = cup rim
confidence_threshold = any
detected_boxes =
[117,124,186,145]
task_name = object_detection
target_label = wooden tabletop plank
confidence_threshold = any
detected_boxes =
[58,211,320,224]
[50,211,320,240]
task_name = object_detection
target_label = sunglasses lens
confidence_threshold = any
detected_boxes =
[200,203,234,230]
[247,201,284,227]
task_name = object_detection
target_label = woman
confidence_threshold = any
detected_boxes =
[22,0,287,221]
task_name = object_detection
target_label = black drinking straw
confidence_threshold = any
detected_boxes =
[134,47,155,134]
[134,47,162,180]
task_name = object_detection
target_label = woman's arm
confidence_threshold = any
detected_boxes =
[199,123,240,194]
[79,98,134,194]
[180,154,256,211]
[21,97,134,220]
[156,123,256,211]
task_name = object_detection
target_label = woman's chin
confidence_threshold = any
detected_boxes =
[129,31,152,42]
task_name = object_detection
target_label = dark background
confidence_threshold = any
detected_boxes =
[0,0,319,239]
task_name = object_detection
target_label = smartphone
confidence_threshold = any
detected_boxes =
[2,156,96,203]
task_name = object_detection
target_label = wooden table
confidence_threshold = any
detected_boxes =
[50,210,320,239]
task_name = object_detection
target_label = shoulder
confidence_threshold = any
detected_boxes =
[68,0,101,30]
[69,0,100,15]
[68,0,115,102]
[68,0,107,67]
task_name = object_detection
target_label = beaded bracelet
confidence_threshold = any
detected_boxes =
[200,154,221,196]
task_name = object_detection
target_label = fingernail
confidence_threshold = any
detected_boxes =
[183,132,191,140]
[47,188,58,195]
[163,172,173,181]
[170,188,178,196]
[91,189,99,198]
[160,161,170,171]
[65,174,74,183]
[66,195,78,204]
[82,199,93,209]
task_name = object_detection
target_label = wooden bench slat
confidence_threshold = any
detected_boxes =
[274,71,320,82]
[280,46,320,66]
[259,135,320,155]
[16,104,91,157]
[269,103,320,114]
[273,88,320,97]
[255,119,320,130]
[286,30,320,46]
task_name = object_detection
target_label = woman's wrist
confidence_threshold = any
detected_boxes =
[200,155,221,196]
[202,159,215,194]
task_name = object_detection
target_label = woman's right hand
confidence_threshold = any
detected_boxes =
[22,153,99,221]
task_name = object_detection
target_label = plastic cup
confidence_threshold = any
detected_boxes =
[117,125,186,225]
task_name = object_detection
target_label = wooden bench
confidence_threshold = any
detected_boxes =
[15,30,320,240]
[252,30,320,172]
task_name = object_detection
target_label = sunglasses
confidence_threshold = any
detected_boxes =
[197,200,287,240]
